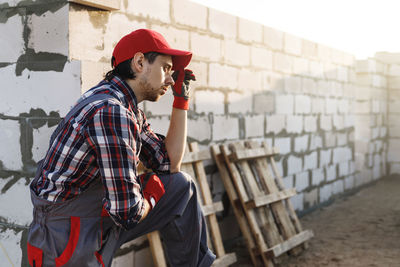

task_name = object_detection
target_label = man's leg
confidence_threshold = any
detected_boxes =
[110,171,215,267]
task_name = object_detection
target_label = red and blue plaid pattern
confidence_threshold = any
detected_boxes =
[31,76,170,228]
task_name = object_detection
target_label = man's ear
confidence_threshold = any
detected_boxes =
[132,52,145,73]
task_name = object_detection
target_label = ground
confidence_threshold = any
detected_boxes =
[231,175,400,267]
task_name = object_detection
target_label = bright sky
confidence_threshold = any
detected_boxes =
[191,0,400,59]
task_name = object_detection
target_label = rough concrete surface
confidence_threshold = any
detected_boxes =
[231,175,400,266]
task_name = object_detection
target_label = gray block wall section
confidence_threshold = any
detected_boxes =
[1,0,399,266]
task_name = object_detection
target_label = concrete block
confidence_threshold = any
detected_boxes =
[81,61,110,93]
[304,188,318,209]
[302,78,317,95]
[266,115,285,134]
[337,99,350,114]
[388,77,400,89]
[294,135,308,153]
[0,13,25,62]
[338,161,349,177]
[145,89,174,116]
[324,132,336,147]
[304,115,317,132]
[186,60,207,88]
[282,175,294,189]
[191,33,222,62]
[208,8,237,38]
[336,132,347,146]
[326,164,337,182]
[275,95,294,114]
[286,115,303,134]
[295,171,309,192]
[381,126,387,138]
[344,114,355,128]
[324,62,337,80]
[337,66,348,82]
[309,60,324,79]
[145,116,170,136]
[69,9,105,61]
[355,101,370,114]
[284,76,302,94]
[251,46,273,69]
[389,163,400,174]
[253,94,274,114]
[238,18,262,43]
[274,137,291,155]
[355,59,377,73]
[388,64,400,76]
[284,33,302,55]
[287,155,302,175]
[320,149,332,167]
[371,127,380,139]
[344,175,355,190]
[302,39,317,58]
[325,98,337,114]
[304,151,318,171]
[27,5,68,55]
[332,179,344,195]
[312,97,325,114]
[209,63,237,89]
[111,252,134,267]
[228,92,252,114]
[320,115,332,131]
[0,178,33,225]
[32,124,57,163]
[290,193,304,211]
[319,183,333,202]
[372,100,380,114]
[173,0,207,29]
[238,69,262,92]
[263,25,283,50]
[295,95,311,114]
[245,115,265,138]
[0,120,22,170]
[213,115,239,141]
[273,52,293,74]
[293,57,308,76]
[126,0,170,22]
[387,139,400,162]
[333,147,352,163]
[0,229,23,267]
[267,71,285,91]
[195,90,225,115]
[317,44,332,62]
[223,39,250,66]
[275,158,284,177]
[309,134,323,150]
[333,115,344,130]
[188,116,211,143]
[312,168,325,186]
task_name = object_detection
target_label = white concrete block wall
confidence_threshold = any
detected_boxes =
[1,0,396,265]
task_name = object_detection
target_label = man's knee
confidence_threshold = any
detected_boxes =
[168,171,196,194]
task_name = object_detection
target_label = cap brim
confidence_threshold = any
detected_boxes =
[157,48,192,70]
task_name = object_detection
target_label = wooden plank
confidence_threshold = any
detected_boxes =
[190,143,226,258]
[211,145,263,267]
[264,230,314,258]
[229,147,279,162]
[221,144,274,267]
[202,201,224,216]
[147,231,167,267]
[211,253,237,267]
[245,188,297,209]
[182,149,211,164]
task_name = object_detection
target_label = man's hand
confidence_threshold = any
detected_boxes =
[139,173,165,210]
[171,69,196,110]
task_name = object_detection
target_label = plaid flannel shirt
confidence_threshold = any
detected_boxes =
[31,76,171,229]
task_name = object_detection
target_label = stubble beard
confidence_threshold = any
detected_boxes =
[139,75,162,102]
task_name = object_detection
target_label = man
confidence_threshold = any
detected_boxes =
[27,29,215,267]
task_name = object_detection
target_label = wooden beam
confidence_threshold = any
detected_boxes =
[245,188,297,209]
[182,149,211,164]
[263,230,314,258]
[147,231,167,267]
[202,201,224,216]
[211,253,237,267]
[228,146,279,162]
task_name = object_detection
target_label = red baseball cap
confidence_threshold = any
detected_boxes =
[112,29,192,70]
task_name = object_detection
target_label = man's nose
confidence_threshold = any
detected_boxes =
[166,74,175,86]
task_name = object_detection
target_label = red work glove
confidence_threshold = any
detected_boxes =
[139,173,165,210]
[171,69,196,110]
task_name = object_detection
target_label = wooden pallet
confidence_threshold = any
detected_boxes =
[147,142,237,267]
[211,140,313,267]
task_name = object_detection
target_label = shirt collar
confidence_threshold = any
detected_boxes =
[108,76,138,108]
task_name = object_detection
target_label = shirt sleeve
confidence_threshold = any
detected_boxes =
[138,109,171,173]
[85,103,145,229]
